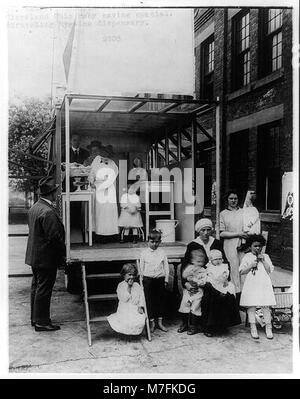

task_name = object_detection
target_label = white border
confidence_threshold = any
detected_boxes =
[1,0,299,380]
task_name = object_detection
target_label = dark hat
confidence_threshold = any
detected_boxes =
[38,176,59,196]
[87,140,102,150]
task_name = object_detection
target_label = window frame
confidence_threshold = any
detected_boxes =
[229,129,249,201]
[200,34,215,100]
[259,8,283,78]
[257,121,282,212]
[231,9,251,91]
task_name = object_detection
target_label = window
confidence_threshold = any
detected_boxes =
[259,9,283,77]
[229,130,249,200]
[201,35,214,100]
[257,122,281,211]
[232,10,250,90]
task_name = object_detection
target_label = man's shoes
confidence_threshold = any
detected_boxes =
[204,331,213,337]
[35,324,61,332]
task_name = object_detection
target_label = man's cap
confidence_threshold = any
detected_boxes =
[38,176,59,196]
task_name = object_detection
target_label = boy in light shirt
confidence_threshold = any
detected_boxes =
[140,229,169,333]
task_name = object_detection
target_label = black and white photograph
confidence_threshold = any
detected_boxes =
[1,0,299,378]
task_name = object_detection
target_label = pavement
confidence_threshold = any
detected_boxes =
[8,228,293,375]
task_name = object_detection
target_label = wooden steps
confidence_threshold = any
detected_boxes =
[89,316,108,323]
[88,293,118,301]
[86,273,120,280]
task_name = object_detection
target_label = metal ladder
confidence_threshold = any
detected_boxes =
[82,261,151,346]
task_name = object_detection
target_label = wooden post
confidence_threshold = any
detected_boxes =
[165,129,169,166]
[215,100,221,239]
[55,108,62,211]
[82,263,92,346]
[154,141,158,168]
[191,117,197,225]
[177,129,182,163]
[65,96,71,261]
[136,260,151,342]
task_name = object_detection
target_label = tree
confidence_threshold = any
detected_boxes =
[8,98,54,193]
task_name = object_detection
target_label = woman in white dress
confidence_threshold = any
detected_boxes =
[88,149,119,238]
[238,190,261,251]
[239,234,276,340]
[107,263,146,335]
[220,191,248,299]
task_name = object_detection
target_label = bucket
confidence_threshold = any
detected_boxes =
[155,219,179,243]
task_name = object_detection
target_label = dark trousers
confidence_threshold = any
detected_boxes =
[143,276,166,320]
[31,267,57,325]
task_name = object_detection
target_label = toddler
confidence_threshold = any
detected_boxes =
[107,263,145,335]
[119,183,143,243]
[239,234,276,339]
[206,250,235,295]
[178,247,208,335]
[140,229,169,333]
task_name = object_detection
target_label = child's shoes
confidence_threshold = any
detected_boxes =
[177,314,188,333]
[250,323,259,339]
[187,314,198,335]
[265,323,273,339]
[177,323,188,333]
[157,318,168,332]
[149,319,155,333]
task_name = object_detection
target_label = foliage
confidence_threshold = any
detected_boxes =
[8,98,54,193]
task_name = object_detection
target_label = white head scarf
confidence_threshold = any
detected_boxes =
[243,191,255,208]
[195,218,213,233]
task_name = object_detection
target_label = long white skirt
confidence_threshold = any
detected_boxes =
[240,265,276,307]
[107,301,146,335]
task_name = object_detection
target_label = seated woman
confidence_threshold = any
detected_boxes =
[182,218,227,265]
[201,249,241,337]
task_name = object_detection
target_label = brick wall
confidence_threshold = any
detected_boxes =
[194,7,293,269]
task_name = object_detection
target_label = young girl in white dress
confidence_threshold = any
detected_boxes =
[239,234,276,340]
[118,183,143,243]
[107,263,146,335]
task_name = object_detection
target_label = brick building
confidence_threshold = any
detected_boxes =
[194,7,293,269]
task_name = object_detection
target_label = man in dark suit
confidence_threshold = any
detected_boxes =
[25,176,66,332]
[61,134,90,232]
[69,133,89,164]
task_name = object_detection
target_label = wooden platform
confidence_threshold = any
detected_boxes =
[70,241,187,262]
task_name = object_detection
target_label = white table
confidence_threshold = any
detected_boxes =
[62,190,93,246]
